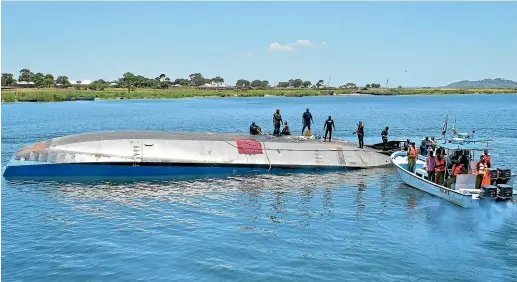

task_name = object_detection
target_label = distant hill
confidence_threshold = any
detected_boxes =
[445,78,517,88]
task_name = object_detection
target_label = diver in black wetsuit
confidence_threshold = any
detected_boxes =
[354,121,364,148]
[273,109,282,136]
[381,126,389,151]
[323,116,336,142]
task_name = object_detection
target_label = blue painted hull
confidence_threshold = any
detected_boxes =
[3,160,354,180]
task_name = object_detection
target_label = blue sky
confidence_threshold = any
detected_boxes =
[2,1,516,87]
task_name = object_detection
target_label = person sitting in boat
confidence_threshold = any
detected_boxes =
[381,126,389,151]
[446,159,467,188]
[483,149,491,168]
[281,121,291,135]
[475,155,488,189]
[249,121,262,135]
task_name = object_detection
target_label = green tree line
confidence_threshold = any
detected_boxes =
[2,69,382,91]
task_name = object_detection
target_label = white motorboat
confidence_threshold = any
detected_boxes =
[390,141,515,208]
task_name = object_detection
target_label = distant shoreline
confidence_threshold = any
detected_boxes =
[1,87,516,103]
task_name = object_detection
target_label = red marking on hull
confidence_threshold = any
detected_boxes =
[235,139,263,155]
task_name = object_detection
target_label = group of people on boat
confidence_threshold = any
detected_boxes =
[249,108,377,147]
[417,145,493,190]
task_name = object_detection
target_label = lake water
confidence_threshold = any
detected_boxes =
[2,94,517,281]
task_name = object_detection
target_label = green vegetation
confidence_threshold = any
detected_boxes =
[1,69,516,102]
[2,87,516,102]
[1,87,332,102]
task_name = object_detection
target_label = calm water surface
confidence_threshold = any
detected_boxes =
[2,94,517,281]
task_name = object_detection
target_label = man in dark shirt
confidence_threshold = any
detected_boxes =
[273,109,282,136]
[301,108,314,135]
[249,121,262,135]
[353,121,364,148]
[381,126,389,151]
[323,116,336,142]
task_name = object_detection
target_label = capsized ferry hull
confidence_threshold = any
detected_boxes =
[3,130,391,179]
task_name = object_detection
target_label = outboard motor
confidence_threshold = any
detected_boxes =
[497,184,513,200]
[481,184,498,199]
[493,168,513,200]
[494,168,512,185]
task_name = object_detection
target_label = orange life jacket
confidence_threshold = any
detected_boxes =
[452,164,464,176]
[408,147,417,158]
[435,157,445,172]
[482,170,491,186]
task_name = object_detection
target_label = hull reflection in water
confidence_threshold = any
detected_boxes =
[8,169,393,220]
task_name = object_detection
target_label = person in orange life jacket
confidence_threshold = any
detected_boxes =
[446,159,467,188]
[475,155,488,189]
[434,152,446,185]
[425,149,436,181]
[407,142,417,173]
[483,149,491,168]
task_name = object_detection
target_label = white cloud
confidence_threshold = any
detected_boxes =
[269,39,315,52]
[269,42,295,52]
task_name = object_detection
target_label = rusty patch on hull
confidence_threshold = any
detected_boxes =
[15,141,50,158]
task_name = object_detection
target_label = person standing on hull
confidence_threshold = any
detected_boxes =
[273,109,283,136]
[353,121,365,148]
[381,126,389,151]
[323,116,336,142]
[301,108,314,135]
